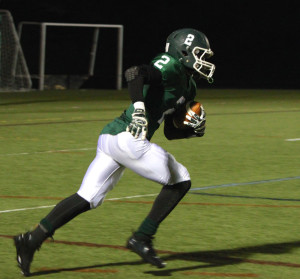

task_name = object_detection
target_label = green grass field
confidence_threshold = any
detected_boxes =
[0,88,299,279]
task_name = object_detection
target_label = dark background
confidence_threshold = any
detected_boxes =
[1,0,299,89]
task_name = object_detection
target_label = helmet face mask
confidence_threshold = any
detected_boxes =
[192,47,215,81]
[165,29,215,82]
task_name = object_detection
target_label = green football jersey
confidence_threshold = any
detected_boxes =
[100,53,197,140]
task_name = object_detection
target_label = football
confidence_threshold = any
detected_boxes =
[173,101,202,129]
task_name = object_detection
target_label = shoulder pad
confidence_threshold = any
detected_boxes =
[125,66,139,82]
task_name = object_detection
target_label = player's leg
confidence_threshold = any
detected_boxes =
[126,148,191,234]
[99,132,191,268]
[13,192,90,276]
[14,143,124,276]
[77,149,125,208]
[138,153,191,229]
[127,153,191,267]
[99,132,172,184]
[36,149,124,239]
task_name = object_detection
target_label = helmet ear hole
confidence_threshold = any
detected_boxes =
[181,50,188,56]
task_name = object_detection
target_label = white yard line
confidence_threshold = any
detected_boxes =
[1,137,298,157]
[285,138,300,141]
[2,176,300,214]
[0,205,56,213]
[0,148,95,157]
[107,194,157,200]
[0,194,158,214]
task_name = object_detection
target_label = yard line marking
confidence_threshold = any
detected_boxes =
[285,138,300,141]
[36,267,119,274]
[0,194,158,214]
[0,205,56,213]
[0,118,111,127]
[2,199,299,214]
[1,176,299,214]
[110,200,300,208]
[182,271,259,277]
[107,194,157,200]
[1,234,300,269]
[190,176,300,191]
[190,192,300,202]
[1,109,299,127]
[0,147,95,157]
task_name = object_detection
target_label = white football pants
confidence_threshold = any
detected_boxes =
[77,132,190,208]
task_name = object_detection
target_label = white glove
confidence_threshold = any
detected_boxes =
[184,105,206,136]
[126,102,148,140]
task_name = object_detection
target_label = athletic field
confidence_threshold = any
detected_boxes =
[0,89,299,279]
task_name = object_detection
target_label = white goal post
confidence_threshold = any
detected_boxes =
[0,10,32,91]
[17,21,124,90]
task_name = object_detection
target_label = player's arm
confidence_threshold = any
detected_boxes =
[125,65,162,140]
[164,115,205,140]
[164,103,206,140]
[125,64,162,103]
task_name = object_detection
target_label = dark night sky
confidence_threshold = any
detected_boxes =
[1,0,299,89]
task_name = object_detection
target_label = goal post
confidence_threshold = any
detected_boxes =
[17,22,124,90]
[0,10,32,91]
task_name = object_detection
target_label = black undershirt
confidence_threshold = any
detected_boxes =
[125,64,200,140]
[126,65,162,103]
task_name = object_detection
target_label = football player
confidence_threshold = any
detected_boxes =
[13,28,215,276]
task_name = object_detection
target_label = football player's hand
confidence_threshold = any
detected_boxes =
[184,105,206,136]
[126,102,148,140]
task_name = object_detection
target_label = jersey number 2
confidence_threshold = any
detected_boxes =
[184,34,195,46]
[154,55,170,69]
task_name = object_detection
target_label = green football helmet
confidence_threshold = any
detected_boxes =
[165,28,215,82]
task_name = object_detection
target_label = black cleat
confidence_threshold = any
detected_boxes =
[13,232,39,276]
[126,235,166,268]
